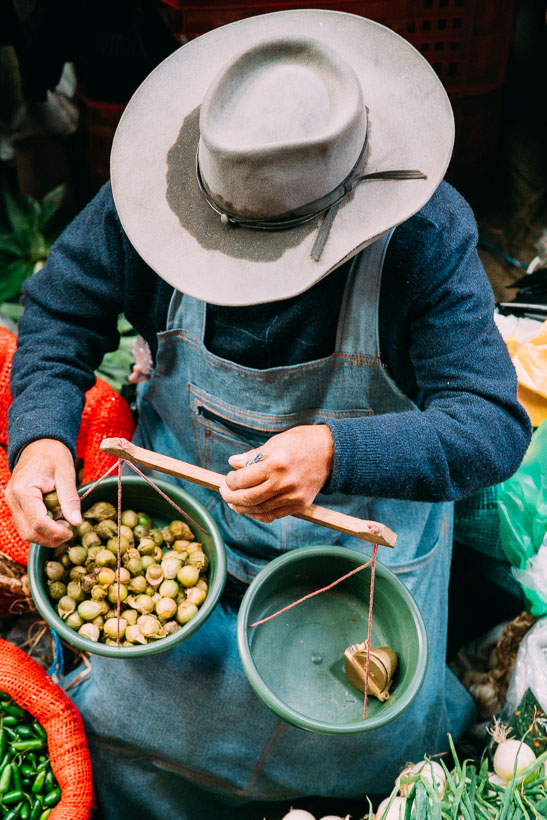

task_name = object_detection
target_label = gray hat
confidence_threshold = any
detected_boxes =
[111,9,454,306]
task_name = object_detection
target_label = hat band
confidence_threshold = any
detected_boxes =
[196,132,427,261]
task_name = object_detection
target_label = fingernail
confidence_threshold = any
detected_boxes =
[66,509,82,526]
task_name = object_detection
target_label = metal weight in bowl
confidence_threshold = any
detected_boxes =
[237,545,428,734]
[28,475,226,658]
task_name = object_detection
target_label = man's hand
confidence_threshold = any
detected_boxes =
[219,424,334,523]
[5,439,81,547]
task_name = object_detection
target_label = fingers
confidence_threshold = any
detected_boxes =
[5,439,79,547]
[55,468,82,526]
[6,484,74,547]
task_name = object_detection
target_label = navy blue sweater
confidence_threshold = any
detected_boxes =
[8,181,531,501]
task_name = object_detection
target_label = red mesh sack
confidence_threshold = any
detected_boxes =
[0,638,94,819]
[0,328,136,565]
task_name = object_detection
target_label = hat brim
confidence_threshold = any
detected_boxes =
[111,9,454,306]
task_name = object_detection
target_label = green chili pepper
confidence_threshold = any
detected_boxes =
[20,802,30,820]
[5,727,17,740]
[0,753,10,770]
[0,716,5,759]
[1,716,20,727]
[0,763,12,793]
[0,703,24,720]
[30,725,46,743]
[42,788,61,807]
[10,742,43,753]
[29,802,43,820]
[10,766,21,793]
[19,766,34,779]
[39,810,51,820]
[26,755,36,768]
[3,789,24,804]
[4,808,22,820]
[14,727,33,739]
[43,771,53,794]
[30,771,45,795]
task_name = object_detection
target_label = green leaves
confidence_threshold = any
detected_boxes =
[0,258,34,302]
[38,185,65,232]
[0,183,66,303]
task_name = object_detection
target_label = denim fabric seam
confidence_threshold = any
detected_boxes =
[85,736,296,799]
[244,721,288,792]
[190,391,374,431]
[158,330,381,373]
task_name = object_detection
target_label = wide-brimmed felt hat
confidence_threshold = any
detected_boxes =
[111,9,454,306]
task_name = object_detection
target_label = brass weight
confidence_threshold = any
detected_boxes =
[343,640,398,701]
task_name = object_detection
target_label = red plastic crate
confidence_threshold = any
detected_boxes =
[158,0,516,96]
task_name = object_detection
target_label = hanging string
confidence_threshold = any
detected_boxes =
[249,544,379,628]
[363,544,378,720]
[249,543,379,721]
[80,452,380,719]
[123,460,208,535]
[79,460,121,502]
[116,460,123,647]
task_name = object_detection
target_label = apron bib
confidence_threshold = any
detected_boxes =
[68,234,475,819]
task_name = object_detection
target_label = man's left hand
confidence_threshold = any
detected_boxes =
[219,424,334,523]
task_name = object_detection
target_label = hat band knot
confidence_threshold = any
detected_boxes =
[196,130,427,262]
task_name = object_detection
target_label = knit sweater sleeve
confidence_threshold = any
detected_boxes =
[7,183,131,469]
[322,185,532,502]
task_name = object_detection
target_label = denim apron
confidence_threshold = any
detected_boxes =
[68,234,475,819]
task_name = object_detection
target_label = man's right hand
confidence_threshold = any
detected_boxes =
[5,439,81,548]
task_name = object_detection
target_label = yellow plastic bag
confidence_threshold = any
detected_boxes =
[504,320,547,427]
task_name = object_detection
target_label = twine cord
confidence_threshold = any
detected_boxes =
[249,543,379,720]
[81,454,380,719]
[116,461,122,646]
[79,455,209,648]
[123,460,208,535]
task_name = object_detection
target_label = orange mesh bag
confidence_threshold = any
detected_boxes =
[0,638,94,819]
[75,377,135,485]
[0,328,136,565]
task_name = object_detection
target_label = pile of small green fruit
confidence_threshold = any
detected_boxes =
[43,494,209,645]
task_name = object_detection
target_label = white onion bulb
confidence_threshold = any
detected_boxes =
[376,796,407,820]
[281,811,316,820]
[488,718,536,783]
[488,772,507,787]
[493,738,536,782]
[397,759,446,797]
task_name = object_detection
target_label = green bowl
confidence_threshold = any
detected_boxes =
[28,476,226,658]
[237,545,427,734]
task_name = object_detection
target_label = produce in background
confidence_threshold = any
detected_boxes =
[0,184,65,305]
[43,494,209,645]
[0,638,93,820]
[281,812,348,820]
[0,184,136,394]
[277,714,547,820]
[372,733,546,819]
[0,694,61,820]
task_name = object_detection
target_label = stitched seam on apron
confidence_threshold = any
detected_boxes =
[391,547,439,574]
[87,735,296,799]
[160,331,380,373]
[189,387,373,427]
[244,721,287,792]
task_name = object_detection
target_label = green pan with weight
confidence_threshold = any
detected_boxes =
[237,545,428,734]
[28,476,226,658]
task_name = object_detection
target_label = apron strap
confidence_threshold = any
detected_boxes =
[335,229,394,358]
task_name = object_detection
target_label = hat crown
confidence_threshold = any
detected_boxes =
[198,37,367,220]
